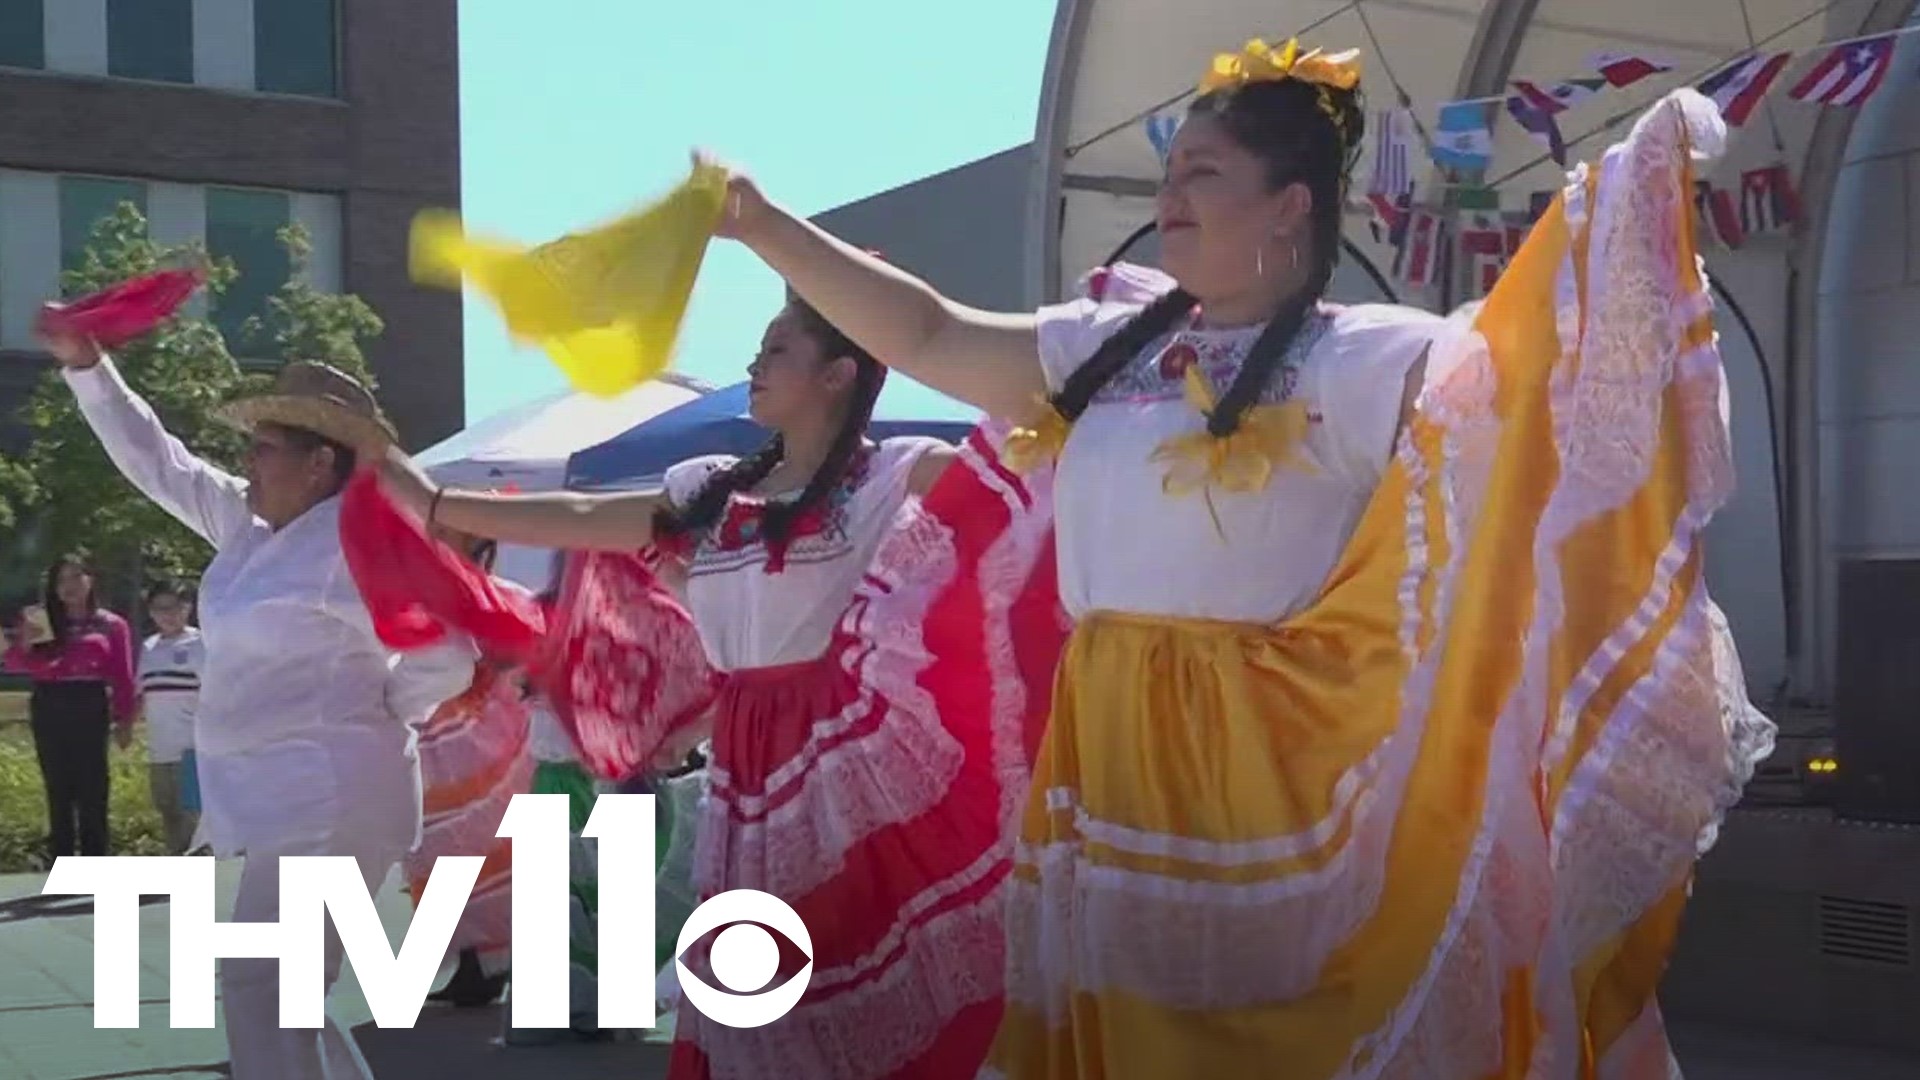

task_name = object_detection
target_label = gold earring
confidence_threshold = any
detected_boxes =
[1291,244,1300,270]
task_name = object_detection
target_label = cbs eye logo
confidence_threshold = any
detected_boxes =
[674,889,814,1027]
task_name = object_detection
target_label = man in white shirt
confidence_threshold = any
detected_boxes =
[39,328,475,1080]
[137,581,205,854]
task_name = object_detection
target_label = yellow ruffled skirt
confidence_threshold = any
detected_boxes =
[986,88,1773,1079]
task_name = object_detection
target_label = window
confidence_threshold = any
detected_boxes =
[254,0,336,97]
[0,0,43,70]
[59,177,148,278]
[205,187,291,355]
[106,0,192,83]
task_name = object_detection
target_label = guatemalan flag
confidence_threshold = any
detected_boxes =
[1697,51,1791,126]
[1788,35,1896,107]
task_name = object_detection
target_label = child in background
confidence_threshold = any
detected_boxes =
[136,581,204,854]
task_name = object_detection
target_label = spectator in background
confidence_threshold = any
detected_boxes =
[2,553,137,860]
[137,581,205,854]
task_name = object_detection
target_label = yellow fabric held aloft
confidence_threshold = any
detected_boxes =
[410,161,728,397]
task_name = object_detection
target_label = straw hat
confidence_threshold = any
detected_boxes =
[215,361,397,452]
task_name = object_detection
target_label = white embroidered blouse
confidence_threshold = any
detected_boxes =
[1035,279,1444,625]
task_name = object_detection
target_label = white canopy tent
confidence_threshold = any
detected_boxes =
[1028,0,1919,697]
[412,373,714,589]
[415,373,712,490]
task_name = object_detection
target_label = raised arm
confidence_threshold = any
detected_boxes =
[375,447,669,553]
[42,332,252,548]
[720,167,1049,420]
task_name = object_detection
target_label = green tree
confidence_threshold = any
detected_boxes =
[0,202,384,612]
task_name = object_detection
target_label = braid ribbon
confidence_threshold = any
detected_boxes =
[1006,264,1184,474]
[1004,399,1071,475]
[1150,364,1316,497]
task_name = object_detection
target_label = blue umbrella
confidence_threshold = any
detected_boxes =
[564,380,978,490]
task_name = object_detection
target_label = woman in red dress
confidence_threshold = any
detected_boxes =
[364,293,1064,1079]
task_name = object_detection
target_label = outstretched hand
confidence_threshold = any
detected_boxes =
[37,328,103,370]
[695,150,770,242]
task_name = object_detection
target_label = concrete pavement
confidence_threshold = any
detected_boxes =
[3,865,1918,1079]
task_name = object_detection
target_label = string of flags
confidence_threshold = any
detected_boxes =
[1135,27,1898,293]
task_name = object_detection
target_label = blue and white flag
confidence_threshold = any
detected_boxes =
[1430,100,1494,176]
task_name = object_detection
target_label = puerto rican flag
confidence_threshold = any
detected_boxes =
[1697,52,1792,126]
[1788,35,1895,107]
[1510,77,1604,114]
[1590,51,1674,88]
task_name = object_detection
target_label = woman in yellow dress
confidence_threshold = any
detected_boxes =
[706,38,1774,1078]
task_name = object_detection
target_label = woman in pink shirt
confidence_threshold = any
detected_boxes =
[3,553,137,859]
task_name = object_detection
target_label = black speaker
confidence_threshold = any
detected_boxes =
[1833,557,1920,822]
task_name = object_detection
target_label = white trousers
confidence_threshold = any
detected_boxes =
[221,852,392,1080]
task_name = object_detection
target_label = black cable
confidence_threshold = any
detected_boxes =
[1708,273,1791,669]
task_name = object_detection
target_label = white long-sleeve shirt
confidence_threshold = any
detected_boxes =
[65,359,477,861]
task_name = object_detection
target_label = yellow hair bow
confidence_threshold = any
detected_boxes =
[1150,365,1315,535]
[1198,38,1361,95]
[1003,397,1072,474]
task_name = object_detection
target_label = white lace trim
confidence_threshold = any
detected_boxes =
[966,423,1062,841]
[1005,370,1441,1022]
[1338,89,1773,1078]
[697,682,967,901]
[1040,773,1375,865]
[682,425,1056,1079]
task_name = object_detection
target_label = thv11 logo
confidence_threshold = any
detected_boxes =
[41,794,812,1031]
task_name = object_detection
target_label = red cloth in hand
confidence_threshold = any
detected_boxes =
[338,470,548,662]
[525,550,720,782]
[37,268,204,347]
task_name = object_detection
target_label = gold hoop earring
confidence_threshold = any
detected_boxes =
[1290,244,1300,271]
[1256,246,1265,278]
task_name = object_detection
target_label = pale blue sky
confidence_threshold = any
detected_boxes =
[455,0,1054,425]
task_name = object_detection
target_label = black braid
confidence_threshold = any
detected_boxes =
[1051,289,1194,422]
[761,354,882,549]
[1056,64,1360,435]
[1207,256,1334,437]
[653,298,884,555]
[652,436,785,542]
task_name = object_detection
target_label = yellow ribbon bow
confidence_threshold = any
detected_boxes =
[1150,365,1316,535]
[1003,397,1072,474]
[1198,38,1362,95]
[410,161,729,397]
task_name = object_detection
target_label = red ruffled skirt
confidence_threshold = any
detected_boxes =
[571,427,1065,1079]
[665,654,1008,1078]
[340,424,1066,1079]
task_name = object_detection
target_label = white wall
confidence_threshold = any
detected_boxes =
[1817,18,1920,689]
[1702,251,1790,700]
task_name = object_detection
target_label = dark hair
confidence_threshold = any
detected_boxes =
[470,539,498,574]
[41,553,98,650]
[1052,71,1364,438]
[146,580,194,605]
[652,298,885,565]
[262,422,357,488]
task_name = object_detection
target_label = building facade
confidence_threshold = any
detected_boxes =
[0,0,462,449]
